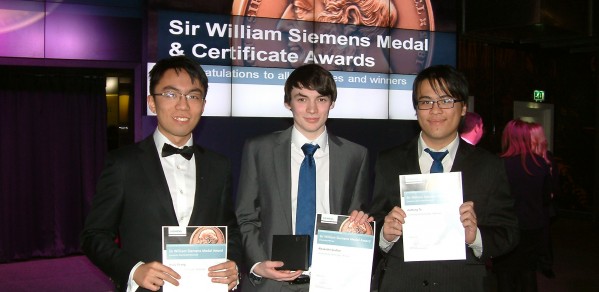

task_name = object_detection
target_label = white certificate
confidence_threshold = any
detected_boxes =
[399,172,466,262]
[309,214,376,292]
[162,226,228,292]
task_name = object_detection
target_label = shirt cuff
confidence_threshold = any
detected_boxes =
[378,228,400,253]
[468,228,483,258]
[248,262,263,284]
[127,261,144,292]
[250,262,261,275]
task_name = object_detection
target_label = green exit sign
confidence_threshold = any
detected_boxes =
[533,90,545,102]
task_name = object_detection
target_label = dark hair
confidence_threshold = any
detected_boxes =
[411,65,469,109]
[461,111,483,133]
[149,56,208,97]
[284,64,337,104]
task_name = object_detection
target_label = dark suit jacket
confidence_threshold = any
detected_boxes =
[235,127,370,291]
[369,138,519,291]
[81,136,241,291]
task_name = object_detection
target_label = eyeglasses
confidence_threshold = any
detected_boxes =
[152,90,205,102]
[417,97,463,110]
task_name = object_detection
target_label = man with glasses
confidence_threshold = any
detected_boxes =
[369,65,518,291]
[81,56,241,291]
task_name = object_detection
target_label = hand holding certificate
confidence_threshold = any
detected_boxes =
[399,172,466,262]
[162,226,229,292]
[309,214,375,292]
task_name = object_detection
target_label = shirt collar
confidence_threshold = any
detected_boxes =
[153,128,193,152]
[418,132,460,160]
[291,126,328,152]
[461,136,475,145]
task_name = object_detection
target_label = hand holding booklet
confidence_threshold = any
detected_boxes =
[271,234,310,271]
[309,213,375,292]
[399,172,466,262]
[162,226,228,292]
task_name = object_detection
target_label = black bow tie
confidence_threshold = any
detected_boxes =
[161,143,194,160]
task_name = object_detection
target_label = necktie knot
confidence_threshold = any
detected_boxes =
[161,143,194,160]
[424,148,448,173]
[301,143,319,156]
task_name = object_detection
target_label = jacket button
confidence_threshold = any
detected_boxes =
[422,280,429,286]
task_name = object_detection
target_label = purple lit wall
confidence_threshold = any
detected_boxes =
[0,1,142,61]
[0,1,45,58]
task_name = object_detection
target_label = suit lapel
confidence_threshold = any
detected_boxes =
[328,135,343,214]
[392,139,424,209]
[188,145,207,225]
[274,128,293,230]
[138,137,178,224]
[404,138,422,174]
[450,139,473,172]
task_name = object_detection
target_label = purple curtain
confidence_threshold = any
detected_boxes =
[0,69,107,262]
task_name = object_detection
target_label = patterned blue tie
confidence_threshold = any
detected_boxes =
[425,148,449,173]
[296,143,319,264]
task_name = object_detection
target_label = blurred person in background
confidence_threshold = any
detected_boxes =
[529,122,558,279]
[460,111,484,146]
[493,119,552,291]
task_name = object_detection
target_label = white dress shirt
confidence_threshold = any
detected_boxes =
[153,130,196,227]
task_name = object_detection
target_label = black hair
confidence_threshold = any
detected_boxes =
[149,55,208,97]
[411,65,469,109]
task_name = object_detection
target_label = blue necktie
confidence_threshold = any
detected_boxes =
[424,148,449,173]
[296,143,319,264]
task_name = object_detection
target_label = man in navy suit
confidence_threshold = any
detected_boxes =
[370,65,519,291]
[235,64,371,291]
[81,56,241,291]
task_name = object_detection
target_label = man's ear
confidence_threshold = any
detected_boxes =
[147,95,157,113]
[285,102,291,111]
[330,101,335,109]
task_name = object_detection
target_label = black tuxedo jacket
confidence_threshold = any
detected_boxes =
[370,138,519,291]
[81,136,241,291]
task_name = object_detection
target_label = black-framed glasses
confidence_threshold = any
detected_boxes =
[417,97,463,110]
[152,90,205,102]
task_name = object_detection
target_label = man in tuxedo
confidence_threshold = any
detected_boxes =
[369,65,519,291]
[81,56,241,291]
[235,64,371,291]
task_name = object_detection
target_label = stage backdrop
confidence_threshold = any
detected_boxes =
[146,0,457,120]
